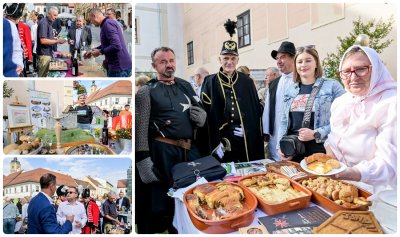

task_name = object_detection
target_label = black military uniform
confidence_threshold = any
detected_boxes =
[201,20,264,163]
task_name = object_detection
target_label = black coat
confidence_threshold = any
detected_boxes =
[116,197,130,211]
[67,26,92,54]
[201,69,264,162]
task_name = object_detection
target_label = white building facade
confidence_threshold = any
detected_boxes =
[135,3,185,78]
[88,94,132,111]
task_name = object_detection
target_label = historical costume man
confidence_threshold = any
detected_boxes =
[135,46,208,233]
[81,189,100,234]
[201,19,264,163]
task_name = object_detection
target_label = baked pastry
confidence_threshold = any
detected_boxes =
[305,153,332,164]
[305,153,341,174]
[241,177,257,187]
[326,159,341,169]
[186,194,200,212]
[193,184,217,203]
[307,161,333,174]
[353,197,370,206]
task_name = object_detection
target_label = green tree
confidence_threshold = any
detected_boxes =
[3,82,14,98]
[322,16,394,81]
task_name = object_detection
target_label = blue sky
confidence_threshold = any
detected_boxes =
[3,157,131,189]
[73,80,116,100]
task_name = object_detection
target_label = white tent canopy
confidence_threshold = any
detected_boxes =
[57,13,76,19]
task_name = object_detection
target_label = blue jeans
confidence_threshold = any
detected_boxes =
[77,123,91,130]
[107,68,132,77]
[3,218,16,234]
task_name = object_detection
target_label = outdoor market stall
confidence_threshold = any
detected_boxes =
[3,92,131,155]
[170,159,396,234]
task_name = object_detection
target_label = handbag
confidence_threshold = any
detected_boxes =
[279,134,305,157]
[280,79,325,157]
[171,155,227,189]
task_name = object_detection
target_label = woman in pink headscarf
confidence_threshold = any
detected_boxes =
[325,45,397,188]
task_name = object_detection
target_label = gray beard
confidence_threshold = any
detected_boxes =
[162,71,175,78]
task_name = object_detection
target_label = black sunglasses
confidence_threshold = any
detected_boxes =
[67,191,76,194]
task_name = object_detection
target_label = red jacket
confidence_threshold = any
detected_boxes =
[86,200,100,226]
[17,22,33,61]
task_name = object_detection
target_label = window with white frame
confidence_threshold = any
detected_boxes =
[237,10,251,48]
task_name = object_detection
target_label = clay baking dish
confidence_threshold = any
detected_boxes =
[239,172,312,215]
[183,181,258,234]
[298,177,372,214]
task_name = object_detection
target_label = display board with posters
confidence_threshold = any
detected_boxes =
[29,90,52,128]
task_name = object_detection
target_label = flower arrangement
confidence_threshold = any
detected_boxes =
[94,128,101,138]
[116,128,132,140]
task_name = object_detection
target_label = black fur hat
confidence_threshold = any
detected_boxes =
[81,188,91,198]
[220,19,238,56]
[3,3,25,19]
[56,185,68,197]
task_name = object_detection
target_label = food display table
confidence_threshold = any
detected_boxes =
[171,160,396,234]
[47,57,106,77]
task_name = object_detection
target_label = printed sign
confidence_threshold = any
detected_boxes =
[29,90,52,128]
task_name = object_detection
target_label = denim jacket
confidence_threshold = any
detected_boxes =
[277,77,345,148]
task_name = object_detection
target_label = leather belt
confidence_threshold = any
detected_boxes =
[154,136,191,150]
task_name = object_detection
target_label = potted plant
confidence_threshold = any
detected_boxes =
[116,128,132,152]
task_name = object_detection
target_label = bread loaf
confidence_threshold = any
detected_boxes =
[305,153,332,164]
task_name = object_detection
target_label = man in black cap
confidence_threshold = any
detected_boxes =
[262,41,296,161]
[201,19,264,163]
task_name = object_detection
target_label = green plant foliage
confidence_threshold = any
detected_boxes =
[322,16,394,81]
[3,82,15,98]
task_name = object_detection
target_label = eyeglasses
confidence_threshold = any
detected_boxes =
[339,65,371,80]
[296,45,316,53]
[67,191,76,194]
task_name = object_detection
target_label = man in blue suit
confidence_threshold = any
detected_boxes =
[28,173,73,234]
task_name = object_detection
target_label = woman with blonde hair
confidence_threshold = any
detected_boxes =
[277,46,345,162]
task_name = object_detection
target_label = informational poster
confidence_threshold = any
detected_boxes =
[7,105,31,128]
[29,90,52,128]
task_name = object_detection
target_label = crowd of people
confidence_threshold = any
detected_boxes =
[3,3,132,77]
[3,173,131,234]
[135,19,397,234]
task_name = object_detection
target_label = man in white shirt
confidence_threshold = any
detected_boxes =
[57,187,87,234]
[262,41,296,161]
